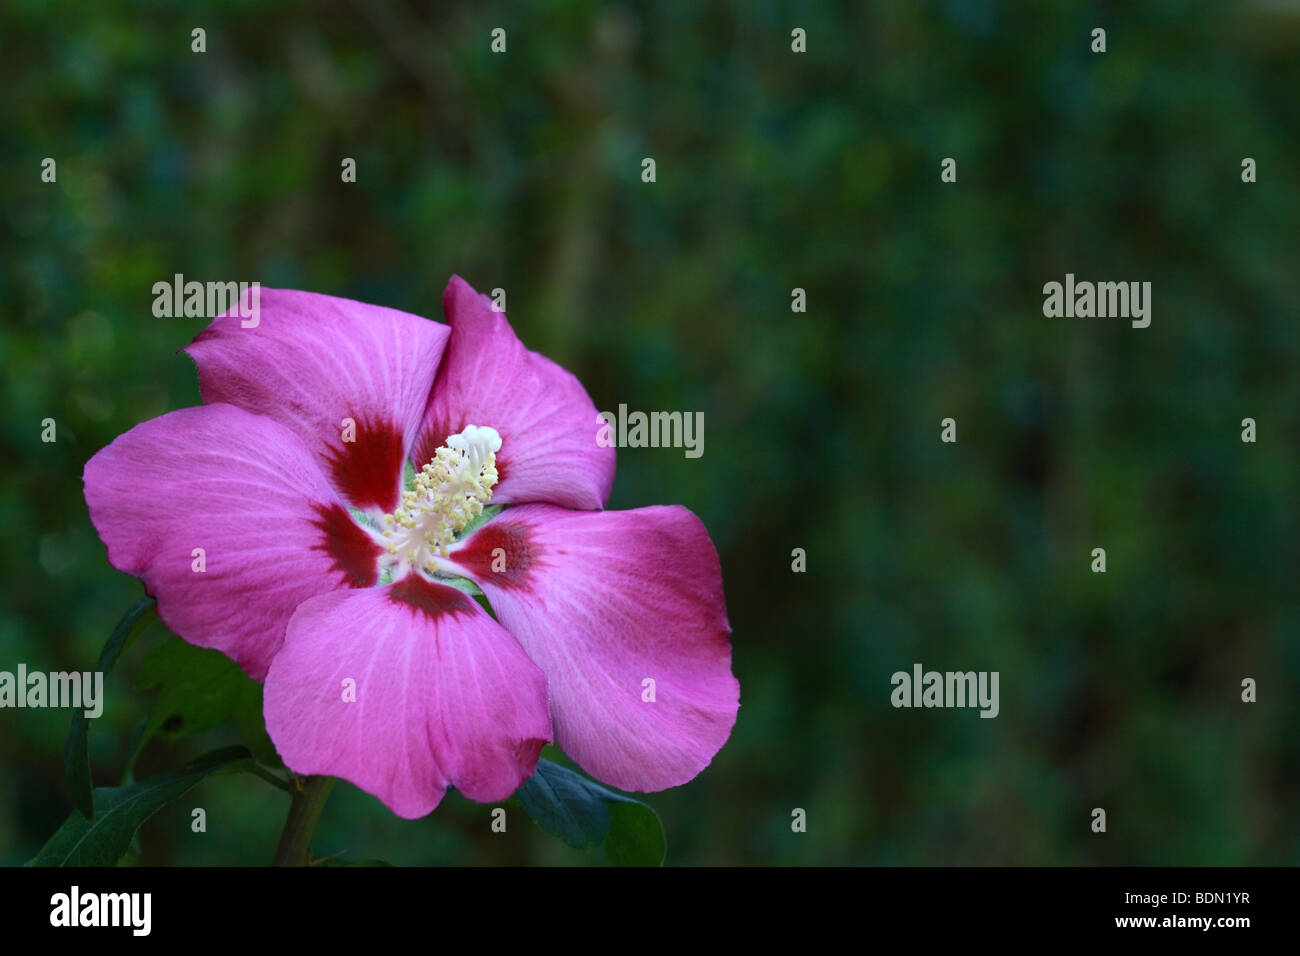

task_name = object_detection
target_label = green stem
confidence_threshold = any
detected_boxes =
[272,775,335,866]
[247,762,293,792]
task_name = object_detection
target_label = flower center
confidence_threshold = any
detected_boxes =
[380,425,501,576]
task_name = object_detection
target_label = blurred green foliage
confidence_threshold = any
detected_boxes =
[2,0,1298,865]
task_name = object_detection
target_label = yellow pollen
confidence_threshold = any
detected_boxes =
[379,425,501,574]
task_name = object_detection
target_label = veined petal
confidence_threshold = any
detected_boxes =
[447,504,738,792]
[263,576,552,819]
[413,276,615,510]
[83,404,383,680]
[183,289,449,513]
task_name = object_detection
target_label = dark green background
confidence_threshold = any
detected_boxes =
[2,0,1297,865]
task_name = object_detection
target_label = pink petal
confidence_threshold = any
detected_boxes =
[413,276,615,510]
[83,404,383,680]
[448,504,738,792]
[183,289,449,513]
[264,576,552,818]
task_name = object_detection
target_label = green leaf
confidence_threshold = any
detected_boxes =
[346,506,382,532]
[457,503,503,540]
[437,575,485,597]
[28,746,251,866]
[514,759,610,849]
[134,638,279,765]
[514,759,667,866]
[119,716,151,785]
[604,799,667,867]
[64,595,156,820]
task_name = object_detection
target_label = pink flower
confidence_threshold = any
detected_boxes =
[83,277,738,818]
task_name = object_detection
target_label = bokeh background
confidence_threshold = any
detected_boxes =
[3,0,1298,865]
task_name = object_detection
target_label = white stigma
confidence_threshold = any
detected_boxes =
[380,425,501,576]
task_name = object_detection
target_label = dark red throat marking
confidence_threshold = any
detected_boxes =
[388,574,476,621]
[452,521,536,591]
[311,503,382,588]
[325,416,404,512]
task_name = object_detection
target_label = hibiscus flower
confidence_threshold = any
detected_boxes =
[83,277,739,818]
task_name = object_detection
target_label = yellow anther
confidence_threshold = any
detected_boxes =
[378,425,501,577]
